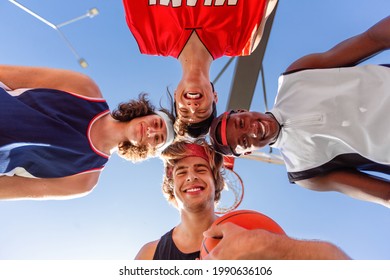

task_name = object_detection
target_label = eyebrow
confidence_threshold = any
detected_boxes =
[174,166,187,174]
[174,163,210,173]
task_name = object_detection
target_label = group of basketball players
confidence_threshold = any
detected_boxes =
[1,0,389,259]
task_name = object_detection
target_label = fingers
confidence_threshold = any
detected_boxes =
[203,224,223,239]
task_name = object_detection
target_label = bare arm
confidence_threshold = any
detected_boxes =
[203,223,350,260]
[0,65,102,98]
[286,16,390,72]
[134,240,159,260]
[296,169,390,208]
[0,172,100,200]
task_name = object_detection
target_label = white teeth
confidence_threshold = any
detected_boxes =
[185,187,202,193]
[185,93,201,99]
[258,121,266,139]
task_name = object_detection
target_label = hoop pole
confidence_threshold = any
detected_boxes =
[8,0,57,29]
[241,152,284,165]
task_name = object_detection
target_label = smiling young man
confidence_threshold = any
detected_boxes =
[135,141,224,260]
[123,0,278,137]
[0,65,175,200]
[134,141,350,260]
[209,16,390,208]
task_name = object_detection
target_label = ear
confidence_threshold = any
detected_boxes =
[213,91,218,103]
[166,166,173,179]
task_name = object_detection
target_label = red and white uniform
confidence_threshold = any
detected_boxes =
[123,0,267,59]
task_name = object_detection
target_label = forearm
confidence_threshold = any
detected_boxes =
[0,172,99,200]
[269,235,350,260]
[249,230,350,260]
[297,170,390,208]
[286,16,390,72]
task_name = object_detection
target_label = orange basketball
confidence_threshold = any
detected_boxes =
[199,210,285,259]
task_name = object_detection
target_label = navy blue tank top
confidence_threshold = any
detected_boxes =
[0,85,110,178]
[153,228,200,260]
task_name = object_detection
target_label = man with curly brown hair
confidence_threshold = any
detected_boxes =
[0,65,175,200]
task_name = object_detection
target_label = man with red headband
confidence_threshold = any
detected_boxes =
[134,141,349,260]
[122,0,278,138]
[209,16,390,208]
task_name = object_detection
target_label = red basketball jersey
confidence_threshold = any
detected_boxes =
[123,0,267,59]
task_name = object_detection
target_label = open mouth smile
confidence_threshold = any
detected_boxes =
[184,186,205,193]
[184,92,202,100]
[258,121,266,139]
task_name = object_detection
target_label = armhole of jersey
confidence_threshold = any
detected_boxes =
[77,166,105,175]
[282,68,311,76]
[63,90,107,102]
[0,81,12,90]
[1,85,107,103]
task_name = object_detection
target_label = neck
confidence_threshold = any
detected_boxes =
[180,208,217,234]
[178,32,213,81]
[266,112,282,144]
[89,114,126,155]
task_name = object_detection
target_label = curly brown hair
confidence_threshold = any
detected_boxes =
[160,139,224,208]
[111,93,174,162]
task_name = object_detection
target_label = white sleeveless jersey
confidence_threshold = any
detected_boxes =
[270,65,390,182]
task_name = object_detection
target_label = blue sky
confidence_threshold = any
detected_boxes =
[0,0,389,260]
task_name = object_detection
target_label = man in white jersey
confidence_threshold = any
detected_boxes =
[209,16,390,208]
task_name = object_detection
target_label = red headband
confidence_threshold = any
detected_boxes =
[166,143,210,179]
[183,143,210,162]
[220,112,229,145]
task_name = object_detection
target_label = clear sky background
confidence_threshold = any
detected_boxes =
[0,0,389,260]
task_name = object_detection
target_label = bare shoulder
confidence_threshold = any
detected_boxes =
[60,70,103,99]
[134,240,160,260]
[0,65,103,98]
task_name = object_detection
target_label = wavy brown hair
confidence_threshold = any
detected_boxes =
[111,93,174,162]
[160,139,224,207]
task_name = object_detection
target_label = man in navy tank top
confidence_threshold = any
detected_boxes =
[0,65,175,200]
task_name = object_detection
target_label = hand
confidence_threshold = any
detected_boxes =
[202,222,274,260]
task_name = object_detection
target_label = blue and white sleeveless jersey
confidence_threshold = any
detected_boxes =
[0,82,110,178]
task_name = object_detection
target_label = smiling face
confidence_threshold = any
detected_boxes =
[128,114,167,150]
[174,79,217,124]
[172,156,215,212]
[226,111,280,155]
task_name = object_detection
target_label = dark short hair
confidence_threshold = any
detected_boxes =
[173,82,217,138]
[186,101,216,138]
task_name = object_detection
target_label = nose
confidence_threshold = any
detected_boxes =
[146,127,156,138]
[186,101,199,113]
[186,170,197,182]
